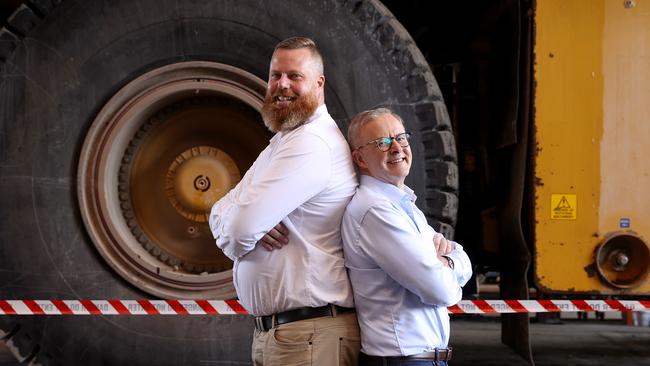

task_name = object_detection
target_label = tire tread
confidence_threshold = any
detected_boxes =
[352,0,459,234]
[0,2,59,363]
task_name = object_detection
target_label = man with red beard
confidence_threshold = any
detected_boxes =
[209,37,360,365]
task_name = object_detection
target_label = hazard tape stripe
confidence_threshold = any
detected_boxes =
[447,300,650,314]
[24,300,44,315]
[0,300,16,315]
[0,300,648,315]
[0,300,248,315]
[196,300,217,314]
[538,299,561,312]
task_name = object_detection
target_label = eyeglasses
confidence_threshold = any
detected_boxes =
[355,132,411,152]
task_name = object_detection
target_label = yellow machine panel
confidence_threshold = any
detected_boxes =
[535,0,650,294]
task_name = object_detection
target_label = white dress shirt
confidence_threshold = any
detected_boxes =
[209,105,358,316]
[341,175,472,356]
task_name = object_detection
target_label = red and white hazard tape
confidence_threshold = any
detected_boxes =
[0,300,247,315]
[0,299,648,315]
[447,299,650,314]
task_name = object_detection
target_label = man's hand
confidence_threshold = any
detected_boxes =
[257,223,290,251]
[433,233,455,269]
[433,233,453,256]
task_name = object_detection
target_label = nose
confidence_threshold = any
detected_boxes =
[278,74,290,90]
[388,138,403,153]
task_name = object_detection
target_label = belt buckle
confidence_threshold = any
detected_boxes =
[255,316,273,332]
[254,317,264,331]
[329,304,338,316]
[439,347,452,361]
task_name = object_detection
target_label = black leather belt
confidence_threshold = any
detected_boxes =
[360,348,453,364]
[254,304,355,332]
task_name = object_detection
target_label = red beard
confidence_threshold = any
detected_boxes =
[261,90,319,133]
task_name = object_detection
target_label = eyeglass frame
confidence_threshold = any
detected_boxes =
[354,132,412,152]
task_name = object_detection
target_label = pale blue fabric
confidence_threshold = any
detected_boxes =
[341,175,472,356]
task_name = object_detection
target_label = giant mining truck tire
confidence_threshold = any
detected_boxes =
[0,0,458,364]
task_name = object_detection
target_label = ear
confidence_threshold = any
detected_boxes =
[352,150,368,170]
[317,74,325,88]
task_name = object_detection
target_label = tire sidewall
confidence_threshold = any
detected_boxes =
[0,0,455,364]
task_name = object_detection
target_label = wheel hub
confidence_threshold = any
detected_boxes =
[78,61,269,299]
[166,146,240,222]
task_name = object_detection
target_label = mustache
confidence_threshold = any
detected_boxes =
[261,89,318,133]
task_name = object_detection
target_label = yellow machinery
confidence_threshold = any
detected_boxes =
[535,0,650,294]
[0,0,648,364]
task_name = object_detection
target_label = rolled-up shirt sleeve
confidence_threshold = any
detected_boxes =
[358,204,463,307]
[209,132,331,260]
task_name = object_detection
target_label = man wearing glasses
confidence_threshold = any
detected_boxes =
[341,108,472,366]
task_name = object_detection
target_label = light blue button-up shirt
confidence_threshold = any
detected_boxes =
[341,175,472,356]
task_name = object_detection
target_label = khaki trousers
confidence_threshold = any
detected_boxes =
[252,312,360,366]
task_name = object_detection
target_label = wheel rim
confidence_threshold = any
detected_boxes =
[78,61,269,299]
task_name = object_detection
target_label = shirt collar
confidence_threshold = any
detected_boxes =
[306,104,328,124]
[359,175,416,204]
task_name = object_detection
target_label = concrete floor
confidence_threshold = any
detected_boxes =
[450,316,650,366]
[1,315,648,365]
[0,343,15,366]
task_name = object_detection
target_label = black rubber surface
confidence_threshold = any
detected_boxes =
[0,0,457,364]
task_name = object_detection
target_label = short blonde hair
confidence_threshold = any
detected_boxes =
[274,36,324,74]
[347,108,404,149]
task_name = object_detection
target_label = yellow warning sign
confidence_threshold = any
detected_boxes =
[551,194,577,220]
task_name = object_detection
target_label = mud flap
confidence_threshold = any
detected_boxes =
[498,0,535,364]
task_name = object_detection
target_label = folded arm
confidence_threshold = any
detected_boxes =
[445,241,473,287]
[209,133,331,260]
[432,233,473,287]
[358,204,465,307]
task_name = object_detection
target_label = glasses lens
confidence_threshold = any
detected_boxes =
[377,137,392,151]
[396,133,410,147]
